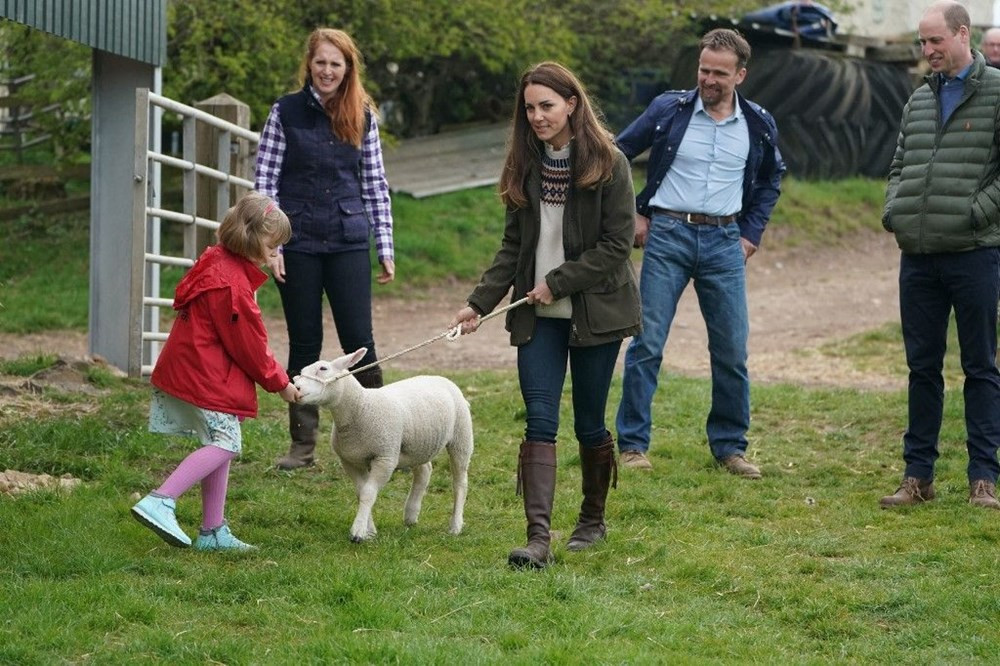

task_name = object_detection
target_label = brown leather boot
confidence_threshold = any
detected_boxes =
[508,440,557,569]
[969,479,1000,509]
[354,365,384,389]
[567,435,617,551]
[275,403,319,470]
[879,476,935,507]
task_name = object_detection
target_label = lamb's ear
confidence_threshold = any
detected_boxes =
[347,347,368,367]
[333,347,368,372]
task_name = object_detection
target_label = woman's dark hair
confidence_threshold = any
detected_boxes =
[498,62,619,209]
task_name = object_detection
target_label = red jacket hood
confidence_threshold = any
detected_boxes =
[173,245,268,311]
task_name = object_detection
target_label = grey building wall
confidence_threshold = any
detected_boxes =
[838,0,994,39]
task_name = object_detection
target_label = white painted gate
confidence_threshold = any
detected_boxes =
[129,88,258,377]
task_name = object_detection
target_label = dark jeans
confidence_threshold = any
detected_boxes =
[276,249,377,377]
[517,316,621,447]
[899,248,1000,483]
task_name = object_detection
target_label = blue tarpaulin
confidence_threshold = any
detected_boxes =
[741,2,838,40]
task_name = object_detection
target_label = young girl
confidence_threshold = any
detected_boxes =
[451,62,640,568]
[131,191,300,551]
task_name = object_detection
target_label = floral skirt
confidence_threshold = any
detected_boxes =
[148,389,243,454]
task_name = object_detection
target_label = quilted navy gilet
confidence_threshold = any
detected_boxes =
[276,87,370,254]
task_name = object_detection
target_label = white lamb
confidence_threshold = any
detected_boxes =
[294,348,473,542]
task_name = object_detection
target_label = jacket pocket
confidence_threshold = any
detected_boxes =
[339,198,369,243]
[281,199,311,241]
[580,269,641,336]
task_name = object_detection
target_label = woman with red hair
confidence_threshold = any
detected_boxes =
[256,28,395,471]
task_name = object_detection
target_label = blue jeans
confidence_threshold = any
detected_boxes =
[616,212,750,460]
[517,317,621,447]
[898,248,1000,483]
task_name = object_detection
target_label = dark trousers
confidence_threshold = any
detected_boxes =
[517,317,621,447]
[899,248,1000,483]
[276,249,377,377]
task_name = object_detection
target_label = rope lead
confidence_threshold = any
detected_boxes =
[343,297,530,379]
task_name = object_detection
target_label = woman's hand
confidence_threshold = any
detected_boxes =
[526,281,554,305]
[267,253,286,284]
[450,306,481,335]
[377,259,396,284]
[279,382,300,403]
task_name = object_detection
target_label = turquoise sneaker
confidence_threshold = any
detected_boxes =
[193,522,256,552]
[131,493,191,548]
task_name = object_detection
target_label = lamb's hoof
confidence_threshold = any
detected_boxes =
[349,529,377,543]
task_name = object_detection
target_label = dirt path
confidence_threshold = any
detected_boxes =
[0,231,904,391]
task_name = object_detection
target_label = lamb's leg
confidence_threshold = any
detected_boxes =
[447,436,473,535]
[338,459,372,539]
[404,462,432,526]
[349,456,396,543]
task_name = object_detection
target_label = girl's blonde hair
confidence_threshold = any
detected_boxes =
[498,61,619,210]
[299,28,374,148]
[217,192,292,263]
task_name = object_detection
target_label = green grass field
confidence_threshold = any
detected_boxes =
[4,177,999,663]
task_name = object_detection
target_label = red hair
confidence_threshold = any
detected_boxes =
[300,28,374,147]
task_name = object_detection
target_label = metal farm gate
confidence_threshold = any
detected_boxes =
[129,88,258,377]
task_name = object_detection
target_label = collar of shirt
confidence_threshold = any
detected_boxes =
[693,91,743,124]
[939,62,973,86]
[307,84,325,106]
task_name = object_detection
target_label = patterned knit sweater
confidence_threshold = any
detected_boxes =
[535,142,572,319]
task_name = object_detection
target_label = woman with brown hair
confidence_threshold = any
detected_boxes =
[451,62,641,569]
[255,28,394,471]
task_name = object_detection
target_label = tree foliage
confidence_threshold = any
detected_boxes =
[163,0,776,136]
[0,21,91,163]
[2,0,812,162]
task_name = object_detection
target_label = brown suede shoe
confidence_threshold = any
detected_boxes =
[620,450,653,470]
[969,480,1000,510]
[879,477,935,508]
[720,454,761,479]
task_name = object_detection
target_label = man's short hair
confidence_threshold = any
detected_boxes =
[700,28,752,69]
[938,1,971,33]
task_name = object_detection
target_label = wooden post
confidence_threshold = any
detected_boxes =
[194,93,251,253]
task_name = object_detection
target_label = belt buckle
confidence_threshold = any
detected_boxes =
[685,212,694,224]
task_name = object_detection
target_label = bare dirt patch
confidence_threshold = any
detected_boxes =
[0,231,904,391]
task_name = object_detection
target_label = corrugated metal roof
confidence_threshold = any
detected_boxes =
[0,0,166,66]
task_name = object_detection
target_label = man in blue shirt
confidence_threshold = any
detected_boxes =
[614,28,784,477]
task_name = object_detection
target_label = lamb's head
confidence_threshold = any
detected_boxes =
[293,348,368,405]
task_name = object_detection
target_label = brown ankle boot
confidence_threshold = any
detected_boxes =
[879,476,935,507]
[508,440,557,569]
[969,479,1000,509]
[275,403,319,470]
[354,365,384,389]
[567,434,617,551]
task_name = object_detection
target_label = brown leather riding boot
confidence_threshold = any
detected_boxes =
[567,434,618,551]
[275,403,319,470]
[508,440,557,569]
[353,365,384,389]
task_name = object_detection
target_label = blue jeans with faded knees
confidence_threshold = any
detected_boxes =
[898,248,1000,484]
[517,317,621,448]
[616,212,750,460]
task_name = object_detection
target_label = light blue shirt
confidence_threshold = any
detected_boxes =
[938,62,971,126]
[649,94,749,216]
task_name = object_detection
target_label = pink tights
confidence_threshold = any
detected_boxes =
[156,446,237,530]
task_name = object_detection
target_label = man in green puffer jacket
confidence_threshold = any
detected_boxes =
[881,0,1000,511]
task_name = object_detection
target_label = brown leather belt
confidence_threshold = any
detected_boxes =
[650,207,738,225]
